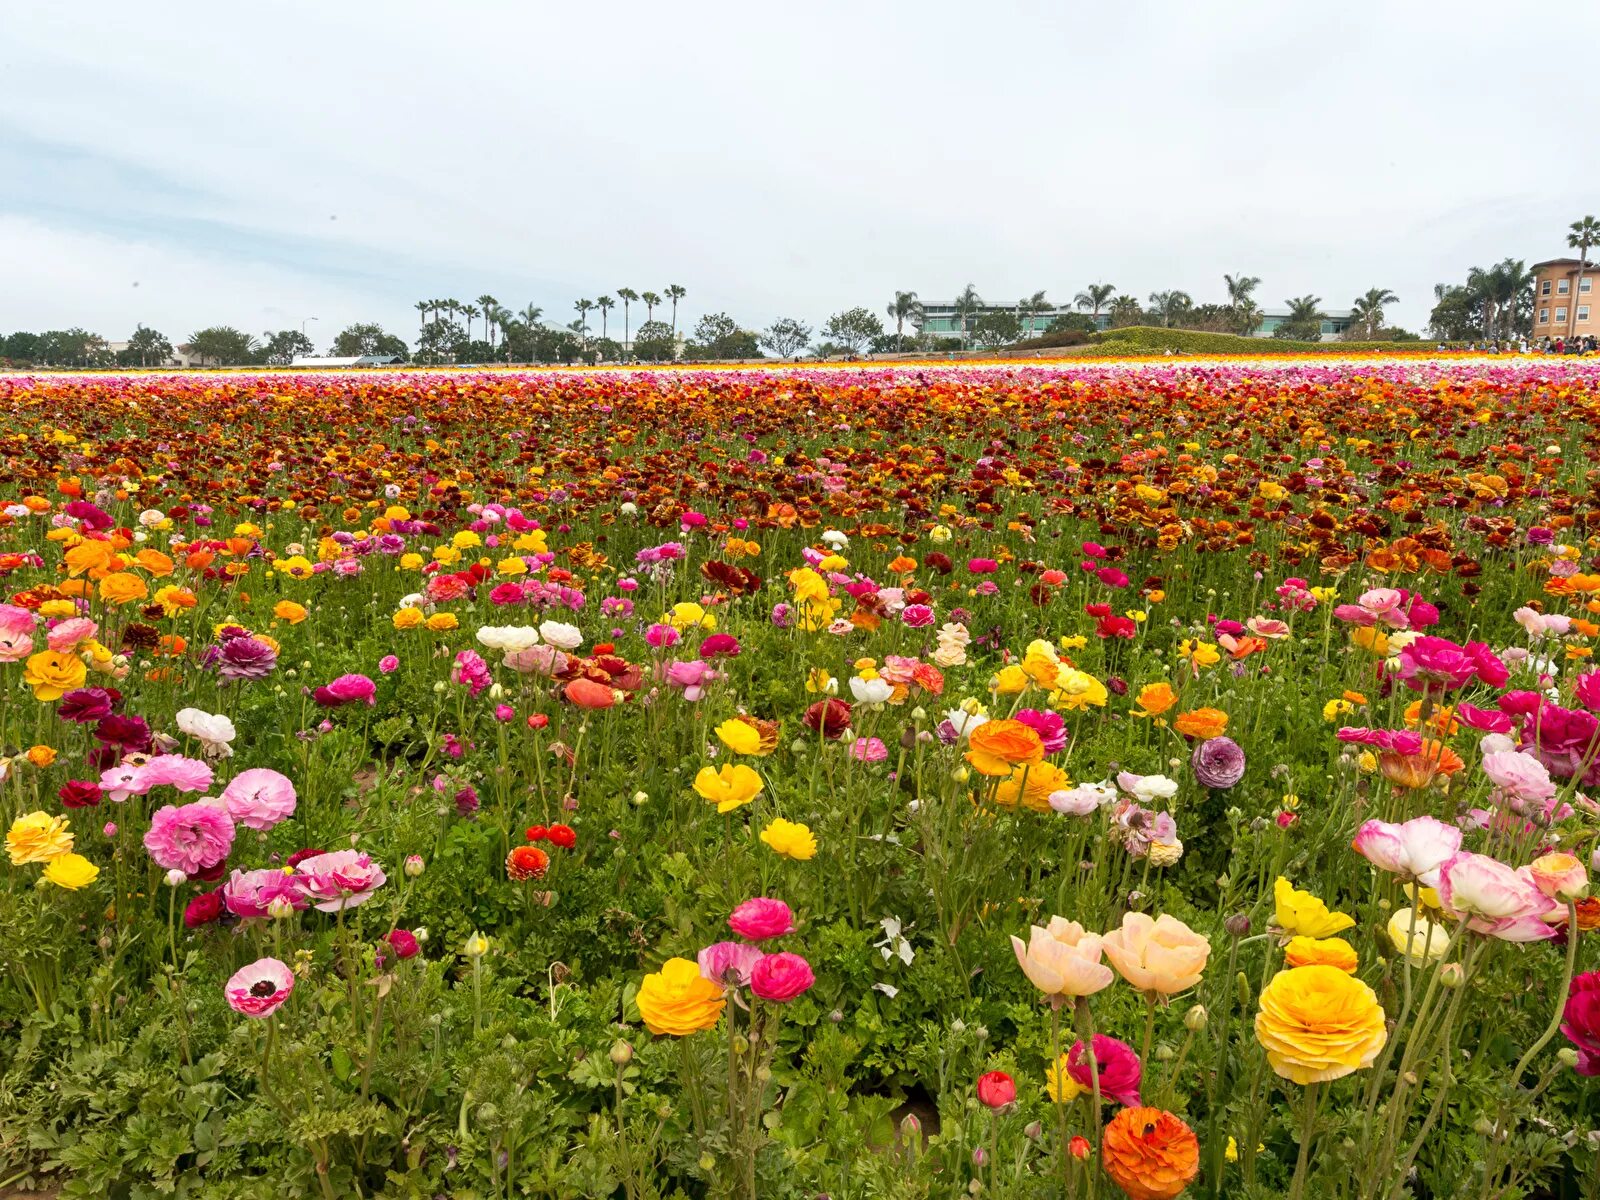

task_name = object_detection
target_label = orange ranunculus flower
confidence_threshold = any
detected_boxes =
[1283,935,1359,974]
[1132,682,1177,717]
[98,573,149,605]
[64,539,118,578]
[1101,1107,1200,1200]
[965,719,1045,777]
[25,744,58,768]
[1377,740,1464,790]
[134,549,175,577]
[994,759,1069,813]
[636,957,725,1036]
[563,678,617,709]
[1172,708,1228,740]
[887,554,917,574]
[1254,965,1387,1084]
[1402,700,1458,735]
[273,600,308,624]
[184,549,217,571]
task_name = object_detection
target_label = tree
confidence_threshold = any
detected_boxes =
[759,318,813,360]
[1147,291,1193,328]
[641,291,662,325]
[573,299,594,346]
[187,326,258,365]
[330,323,409,360]
[1274,295,1325,341]
[477,295,499,346]
[971,310,1023,349]
[686,312,760,360]
[1349,288,1397,339]
[1074,284,1116,324]
[821,307,887,355]
[886,291,924,352]
[595,295,614,343]
[1568,216,1600,338]
[1046,313,1097,335]
[952,283,983,350]
[632,320,676,362]
[126,324,172,366]
[261,329,316,364]
[1223,274,1263,334]
[1017,290,1052,335]
[414,301,430,346]
[665,284,687,336]
[616,288,639,358]
[1107,296,1144,327]
[2,331,43,363]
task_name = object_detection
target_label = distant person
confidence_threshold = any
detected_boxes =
[1556,337,1566,354]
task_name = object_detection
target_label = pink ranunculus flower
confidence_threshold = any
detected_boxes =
[225,956,294,1017]
[1437,851,1559,941]
[1015,708,1068,754]
[1454,702,1513,734]
[750,952,815,1002]
[1351,815,1461,887]
[220,768,298,832]
[663,659,718,702]
[728,897,796,941]
[0,603,37,661]
[1067,1034,1142,1106]
[697,940,765,986]
[503,644,567,676]
[144,801,237,874]
[1577,670,1600,713]
[1396,636,1480,691]
[378,654,400,674]
[901,604,935,628]
[222,866,307,917]
[313,673,377,707]
[293,849,387,912]
[137,754,215,794]
[45,617,98,653]
[1481,751,1557,804]
[851,736,888,762]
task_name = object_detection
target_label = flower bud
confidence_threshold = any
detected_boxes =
[971,1147,987,1168]
[1024,1121,1043,1141]
[697,1153,716,1172]
[1154,1044,1175,1062]
[164,869,187,887]
[1439,963,1464,989]
[404,854,425,877]
[952,766,970,784]
[609,1040,633,1065]
[632,790,649,806]
[267,895,296,919]
[1473,1117,1496,1136]
[1559,1047,1581,1069]
[1184,1004,1208,1032]
[1235,971,1251,1005]
[1223,913,1251,937]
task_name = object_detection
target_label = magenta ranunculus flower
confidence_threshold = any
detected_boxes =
[851,736,888,762]
[699,633,741,659]
[1067,1034,1142,1106]
[226,956,295,1017]
[378,654,400,674]
[1562,972,1600,1075]
[728,897,796,941]
[313,673,377,707]
[220,768,298,832]
[1455,702,1513,734]
[144,801,236,874]
[750,952,815,1002]
[1351,815,1460,887]
[1336,727,1425,755]
[901,604,935,628]
[1015,708,1068,754]
[697,940,765,986]
[222,866,306,918]
[1577,671,1600,713]
[293,849,387,912]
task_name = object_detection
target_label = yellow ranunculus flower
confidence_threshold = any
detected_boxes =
[431,545,462,565]
[1273,878,1356,939]
[393,606,425,630]
[98,573,149,605]
[1045,1053,1084,1103]
[23,650,87,702]
[714,718,763,756]
[7,811,74,864]
[512,530,548,554]
[399,553,425,570]
[788,567,830,607]
[1387,908,1450,965]
[760,818,817,860]
[425,613,459,633]
[994,760,1070,813]
[692,764,763,813]
[496,556,528,577]
[451,530,482,550]
[43,852,99,890]
[1255,965,1387,1084]
[274,600,309,624]
[1178,639,1221,669]
[667,602,715,632]
[636,957,726,1036]
[990,664,1030,695]
[272,555,314,580]
[1283,936,1359,974]
[153,585,197,616]
[1051,670,1108,711]
[37,599,77,619]
[805,668,836,695]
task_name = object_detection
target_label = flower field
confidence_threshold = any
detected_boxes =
[6,357,1600,1198]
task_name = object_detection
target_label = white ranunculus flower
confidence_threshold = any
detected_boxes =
[138,509,167,528]
[849,676,894,705]
[822,529,849,549]
[538,620,584,650]
[476,625,541,653]
[943,707,989,737]
[175,707,236,757]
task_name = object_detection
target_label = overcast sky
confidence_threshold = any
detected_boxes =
[3,0,1597,347]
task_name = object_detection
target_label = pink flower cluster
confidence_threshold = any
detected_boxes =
[698,898,815,1004]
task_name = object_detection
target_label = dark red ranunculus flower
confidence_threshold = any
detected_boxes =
[386,929,420,960]
[94,714,153,752]
[699,633,741,659]
[285,847,325,868]
[803,698,853,740]
[57,688,115,724]
[183,890,225,928]
[58,780,103,808]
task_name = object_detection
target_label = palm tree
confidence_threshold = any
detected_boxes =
[1223,274,1261,305]
[1350,287,1398,339]
[1107,295,1143,327]
[886,290,925,351]
[414,301,430,345]
[461,305,480,343]
[1148,291,1193,328]
[952,283,982,350]
[477,295,499,344]
[665,284,687,336]
[1074,283,1116,325]
[574,299,594,346]
[1017,290,1052,335]
[519,304,543,328]
[617,287,639,357]
[1283,294,1325,339]
[595,296,614,343]
[1568,216,1600,337]
[1491,260,1532,339]
[641,291,662,325]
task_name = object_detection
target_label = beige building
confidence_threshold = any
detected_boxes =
[1531,258,1596,340]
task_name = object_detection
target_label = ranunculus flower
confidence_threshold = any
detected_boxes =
[1351,815,1461,887]
[1437,851,1558,941]
[1562,972,1600,1075]
[137,754,215,794]
[802,698,852,739]
[976,1070,1016,1109]
[965,719,1045,777]
[749,951,814,1002]
[1100,1107,1199,1200]
[386,928,420,960]
[1010,916,1114,999]
[1282,936,1359,973]
[293,849,387,912]
[1067,1034,1142,1106]
[1481,751,1557,804]
[225,957,295,1018]
[1530,852,1590,901]
[223,866,307,917]
[1273,877,1355,939]
[143,802,235,874]
[1386,907,1451,965]
[313,673,376,707]
[220,768,298,831]
[183,890,225,927]
[1254,965,1387,1084]
[728,897,795,941]
[697,940,765,986]
[693,764,763,813]
[175,707,236,758]
[636,957,726,1036]
[537,620,584,650]
[1101,912,1211,995]
[1190,736,1245,789]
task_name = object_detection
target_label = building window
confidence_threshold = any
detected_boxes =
[1540,308,1550,324]
[1559,279,1571,294]
[1543,281,1553,295]
[1580,306,1592,322]
[1584,278,1593,292]
[1556,307,1568,324]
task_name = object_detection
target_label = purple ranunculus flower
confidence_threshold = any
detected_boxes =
[1191,735,1246,789]
[208,636,278,681]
